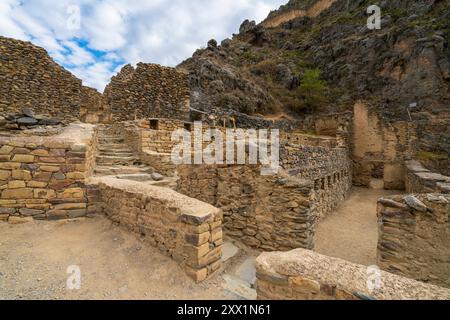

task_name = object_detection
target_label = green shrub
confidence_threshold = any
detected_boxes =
[296,68,328,110]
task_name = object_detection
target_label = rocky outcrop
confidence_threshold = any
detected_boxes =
[177,0,449,165]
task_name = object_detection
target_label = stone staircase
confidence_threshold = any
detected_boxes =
[94,131,153,177]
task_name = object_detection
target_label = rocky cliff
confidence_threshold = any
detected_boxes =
[177,0,449,171]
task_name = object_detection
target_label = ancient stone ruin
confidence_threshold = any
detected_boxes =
[1,0,449,300]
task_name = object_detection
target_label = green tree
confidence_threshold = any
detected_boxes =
[297,68,327,110]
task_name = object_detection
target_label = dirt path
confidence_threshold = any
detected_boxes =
[314,186,401,266]
[0,217,255,300]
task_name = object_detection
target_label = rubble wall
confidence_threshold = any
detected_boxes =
[104,63,190,122]
[377,194,450,288]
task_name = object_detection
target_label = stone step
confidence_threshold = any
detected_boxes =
[99,137,125,143]
[99,151,134,157]
[99,144,132,148]
[94,165,153,176]
[96,155,139,165]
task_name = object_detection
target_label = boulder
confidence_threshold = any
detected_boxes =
[21,107,35,118]
[17,117,38,126]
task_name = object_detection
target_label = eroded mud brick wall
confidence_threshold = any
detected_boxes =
[88,177,223,282]
[80,87,110,124]
[104,63,190,122]
[256,249,450,300]
[352,101,414,190]
[0,37,85,121]
[0,125,97,222]
[377,194,450,289]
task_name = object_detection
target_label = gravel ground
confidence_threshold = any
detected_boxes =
[314,186,401,266]
[0,217,251,300]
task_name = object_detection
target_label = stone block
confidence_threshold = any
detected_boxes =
[39,157,65,163]
[12,154,35,163]
[31,149,49,156]
[184,266,208,282]
[1,188,33,199]
[47,210,68,220]
[9,216,34,224]
[8,180,26,189]
[34,188,56,199]
[53,203,86,210]
[0,208,16,214]
[0,162,21,170]
[39,166,61,173]
[66,172,85,180]
[289,277,321,294]
[0,145,14,155]
[67,209,87,218]
[19,208,45,216]
[210,228,223,243]
[27,181,48,188]
[0,170,11,180]
[185,231,210,246]
[12,170,32,181]
[32,171,52,182]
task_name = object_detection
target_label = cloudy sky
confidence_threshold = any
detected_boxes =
[0,0,286,92]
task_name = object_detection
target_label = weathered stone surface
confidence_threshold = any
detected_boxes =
[19,208,45,216]
[0,170,11,180]
[12,170,32,180]
[11,154,35,163]
[378,194,450,289]
[1,188,33,199]
[8,216,34,224]
[256,249,450,300]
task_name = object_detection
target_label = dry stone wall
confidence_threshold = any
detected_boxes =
[352,102,414,190]
[377,194,450,288]
[177,138,352,251]
[405,160,450,194]
[0,124,97,222]
[104,63,190,122]
[178,165,316,251]
[256,249,450,300]
[0,37,99,122]
[80,87,110,124]
[87,176,223,282]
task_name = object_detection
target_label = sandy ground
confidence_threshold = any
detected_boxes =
[0,217,254,300]
[314,184,401,266]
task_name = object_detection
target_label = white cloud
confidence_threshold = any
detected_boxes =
[0,0,286,92]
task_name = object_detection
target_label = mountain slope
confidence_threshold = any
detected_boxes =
[178,0,450,123]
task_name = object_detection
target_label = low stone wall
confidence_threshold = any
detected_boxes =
[0,124,97,222]
[405,160,450,194]
[87,176,223,282]
[177,139,352,251]
[281,144,352,220]
[178,165,319,251]
[377,194,450,288]
[256,249,450,300]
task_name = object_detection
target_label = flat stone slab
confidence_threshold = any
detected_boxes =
[222,241,240,262]
[235,257,257,286]
[223,275,257,300]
